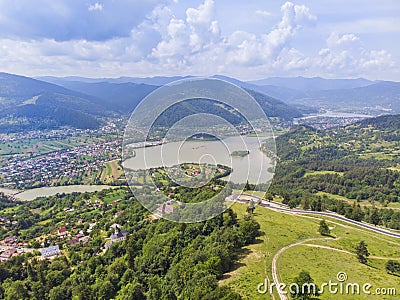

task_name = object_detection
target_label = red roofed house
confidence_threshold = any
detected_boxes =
[58,227,68,238]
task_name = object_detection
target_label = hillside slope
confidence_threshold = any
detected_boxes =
[0,73,109,131]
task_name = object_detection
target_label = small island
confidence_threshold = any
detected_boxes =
[230,150,250,157]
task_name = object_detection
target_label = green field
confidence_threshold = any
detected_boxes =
[100,160,124,183]
[304,170,344,177]
[222,203,400,300]
[279,246,399,300]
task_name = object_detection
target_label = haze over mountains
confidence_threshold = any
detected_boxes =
[1,72,400,132]
[40,73,400,113]
[248,76,374,91]
[246,77,400,113]
[0,72,300,132]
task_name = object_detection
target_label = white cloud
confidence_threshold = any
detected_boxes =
[151,0,220,60]
[255,10,272,17]
[361,50,393,69]
[327,32,359,47]
[226,2,317,66]
[152,18,189,59]
[273,48,310,71]
[0,0,397,80]
[88,3,103,12]
[312,32,394,78]
[186,0,214,25]
[293,3,317,24]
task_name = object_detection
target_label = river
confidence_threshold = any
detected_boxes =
[9,185,117,201]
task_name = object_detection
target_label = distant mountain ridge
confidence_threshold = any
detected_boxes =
[38,75,193,86]
[284,81,400,113]
[0,72,303,132]
[248,76,374,91]
[52,78,302,119]
[41,74,400,113]
[246,76,400,113]
[5,72,400,133]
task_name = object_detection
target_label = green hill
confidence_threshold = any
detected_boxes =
[270,114,400,230]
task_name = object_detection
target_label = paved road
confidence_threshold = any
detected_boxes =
[231,193,400,239]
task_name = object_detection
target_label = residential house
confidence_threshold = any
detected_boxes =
[58,227,68,238]
[3,235,18,245]
[0,248,17,261]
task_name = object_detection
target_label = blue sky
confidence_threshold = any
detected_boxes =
[0,0,399,80]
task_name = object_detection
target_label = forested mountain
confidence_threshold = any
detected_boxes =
[38,74,303,120]
[10,72,400,133]
[245,89,302,119]
[1,72,305,133]
[46,81,159,113]
[0,73,109,131]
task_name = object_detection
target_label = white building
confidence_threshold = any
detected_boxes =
[41,245,61,259]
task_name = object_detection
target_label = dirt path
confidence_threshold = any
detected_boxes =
[271,238,333,300]
[272,240,400,300]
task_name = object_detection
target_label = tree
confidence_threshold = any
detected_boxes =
[238,215,260,244]
[288,199,298,209]
[370,208,380,226]
[318,220,330,236]
[264,193,273,202]
[385,260,400,275]
[246,201,255,214]
[291,270,317,299]
[2,279,29,300]
[301,196,310,210]
[244,180,252,191]
[48,286,67,300]
[355,241,370,264]
[116,282,145,300]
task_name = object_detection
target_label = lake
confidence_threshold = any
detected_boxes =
[13,185,117,201]
[124,136,275,184]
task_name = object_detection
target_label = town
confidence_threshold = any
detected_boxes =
[0,187,133,262]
